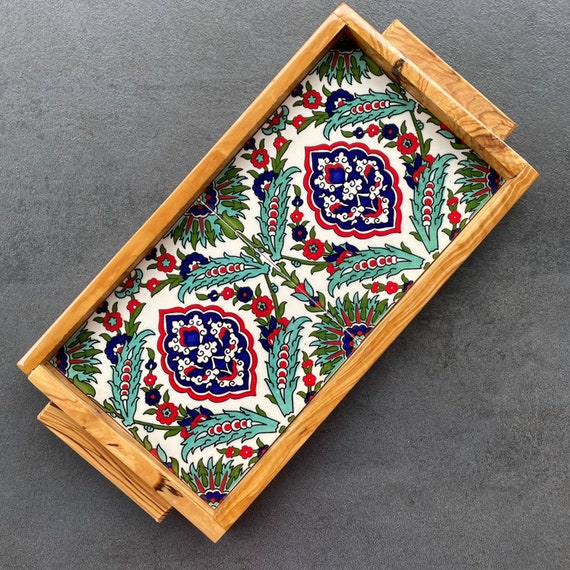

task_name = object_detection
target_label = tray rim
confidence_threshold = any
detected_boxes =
[18,3,538,542]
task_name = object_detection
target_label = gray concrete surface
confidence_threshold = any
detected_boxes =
[1,1,568,568]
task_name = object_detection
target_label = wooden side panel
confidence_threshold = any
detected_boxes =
[382,20,516,141]
[39,402,172,522]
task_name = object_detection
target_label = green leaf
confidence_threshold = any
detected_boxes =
[72,377,96,397]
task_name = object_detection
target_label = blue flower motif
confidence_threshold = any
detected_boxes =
[237,287,253,303]
[259,316,279,351]
[145,359,157,371]
[291,225,307,242]
[145,389,161,406]
[353,127,365,139]
[187,192,218,217]
[325,89,355,116]
[291,84,303,97]
[243,137,256,150]
[252,171,277,201]
[382,123,399,140]
[54,347,69,374]
[180,252,209,278]
[291,195,303,207]
[145,247,157,261]
[341,324,370,357]
[96,301,109,314]
[449,228,461,241]
[105,334,132,365]
[404,154,423,189]
[178,406,213,429]
[208,290,219,301]
[487,168,501,194]
[200,490,227,506]
[304,392,316,404]
[324,243,359,263]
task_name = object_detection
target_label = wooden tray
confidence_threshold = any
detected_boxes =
[18,4,537,542]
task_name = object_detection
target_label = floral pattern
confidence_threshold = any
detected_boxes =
[51,40,504,508]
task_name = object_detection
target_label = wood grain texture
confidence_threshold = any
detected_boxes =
[334,3,525,178]
[38,402,172,522]
[29,364,228,542]
[17,11,346,376]
[382,20,517,141]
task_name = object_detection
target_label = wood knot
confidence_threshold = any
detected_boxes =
[155,476,183,497]
[392,57,406,81]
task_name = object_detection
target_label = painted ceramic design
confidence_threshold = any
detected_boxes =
[52,39,503,509]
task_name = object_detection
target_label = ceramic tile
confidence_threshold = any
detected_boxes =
[51,38,506,508]
[200,38,504,342]
[51,174,345,508]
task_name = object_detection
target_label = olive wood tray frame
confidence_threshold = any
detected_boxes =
[19,4,538,542]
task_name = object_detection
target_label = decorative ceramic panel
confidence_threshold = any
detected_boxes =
[51,38,505,510]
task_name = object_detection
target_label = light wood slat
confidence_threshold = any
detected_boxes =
[382,19,516,141]
[29,364,228,541]
[334,3,525,178]
[17,11,347,376]
[39,402,172,523]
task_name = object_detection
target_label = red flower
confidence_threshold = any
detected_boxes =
[273,136,288,150]
[156,253,176,272]
[251,148,269,168]
[290,210,304,223]
[103,312,123,332]
[448,210,462,224]
[371,282,380,293]
[251,295,274,318]
[292,115,306,129]
[303,90,322,109]
[225,446,235,458]
[127,299,141,313]
[303,238,325,260]
[303,373,317,387]
[146,278,160,292]
[240,445,253,459]
[385,281,399,295]
[302,359,313,369]
[424,154,435,166]
[367,124,380,136]
[156,402,178,425]
[221,287,234,300]
[447,197,459,206]
[278,317,290,328]
[396,133,419,155]
[144,373,157,386]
